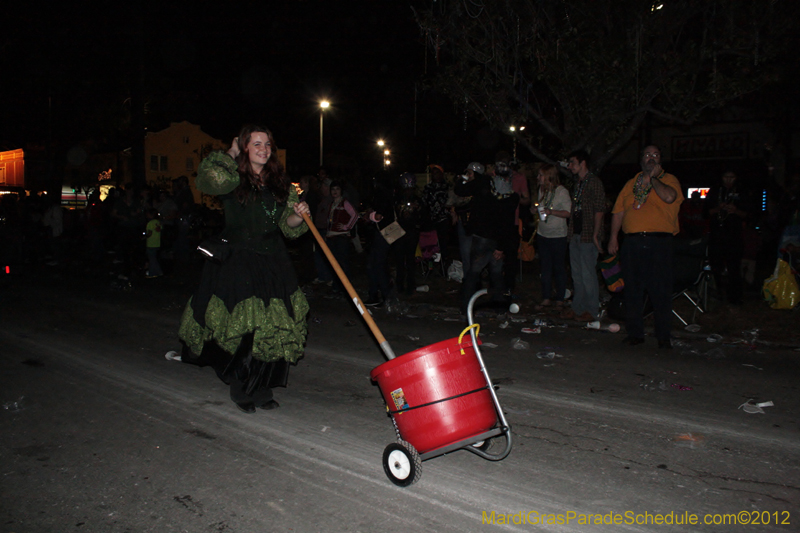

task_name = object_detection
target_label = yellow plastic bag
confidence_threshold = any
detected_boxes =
[762,259,800,310]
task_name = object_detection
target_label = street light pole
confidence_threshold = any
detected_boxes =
[509,125,525,161]
[319,100,330,167]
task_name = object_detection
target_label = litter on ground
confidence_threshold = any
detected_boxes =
[673,433,705,448]
[738,400,774,414]
[511,338,530,350]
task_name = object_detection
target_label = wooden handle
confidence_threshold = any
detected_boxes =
[301,212,396,360]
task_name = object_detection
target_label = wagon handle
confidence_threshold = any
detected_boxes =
[301,211,397,360]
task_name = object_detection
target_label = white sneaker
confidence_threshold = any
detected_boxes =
[165,350,182,362]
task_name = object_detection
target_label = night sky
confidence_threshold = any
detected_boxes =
[2,1,479,179]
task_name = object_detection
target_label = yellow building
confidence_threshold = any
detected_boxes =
[145,121,287,207]
[144,121,227,205]
[0,149,25,190]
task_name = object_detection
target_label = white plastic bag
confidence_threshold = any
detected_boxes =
[447,260,464,283]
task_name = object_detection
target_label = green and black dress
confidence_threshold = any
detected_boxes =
[178,151,309,407]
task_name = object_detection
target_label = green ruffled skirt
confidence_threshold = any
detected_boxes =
[179,247,308,366]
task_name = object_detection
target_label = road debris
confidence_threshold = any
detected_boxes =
[738,400,774,414]
[673,433,705,448]
[511,337,530,350]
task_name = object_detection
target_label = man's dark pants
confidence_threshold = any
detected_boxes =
[709,230,744,304]
[461,234,505,313]
[621,234,674,342]
[367,231,391,301]
[501,230,520,292]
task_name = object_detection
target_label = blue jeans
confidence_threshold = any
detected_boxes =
[569,235,600,318]
[538,235,568,302]
[461,235,505,312]
[146,247,163,276]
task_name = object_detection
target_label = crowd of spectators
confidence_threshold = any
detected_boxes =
[0,176,211,282]
[298,154,800,330]
[2,160,799,324]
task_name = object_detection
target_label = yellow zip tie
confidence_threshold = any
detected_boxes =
[458,324,480,355]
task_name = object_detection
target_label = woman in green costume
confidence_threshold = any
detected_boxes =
[175,125,310,413]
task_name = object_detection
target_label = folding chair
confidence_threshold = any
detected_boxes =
[643,237,711,325]
[416,230,446,279]
[671,237,713,324]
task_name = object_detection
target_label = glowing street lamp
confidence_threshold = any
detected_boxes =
[319,100,330,166]
[377,140,391,170]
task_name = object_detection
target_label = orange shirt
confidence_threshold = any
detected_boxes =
[612,172,684,235]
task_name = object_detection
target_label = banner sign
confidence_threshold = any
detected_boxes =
[672,132,749,160]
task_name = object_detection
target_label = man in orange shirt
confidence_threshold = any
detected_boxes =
[608,145,683,349]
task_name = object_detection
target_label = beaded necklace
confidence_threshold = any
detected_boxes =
[717,185,738,222]
[539,187,556,223]
[572,175,589,212]
[261,188,279,223]
[719,184,737,205]
[632,170,663,209]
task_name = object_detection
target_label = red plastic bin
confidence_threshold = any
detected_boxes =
[370,336,497,454]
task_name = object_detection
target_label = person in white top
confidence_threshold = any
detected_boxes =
[533,164,572,309]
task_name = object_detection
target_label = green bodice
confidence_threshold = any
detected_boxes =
[196,151,307,253]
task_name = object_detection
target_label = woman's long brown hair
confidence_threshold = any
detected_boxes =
[233,125,290,203]
[538,163,560,192]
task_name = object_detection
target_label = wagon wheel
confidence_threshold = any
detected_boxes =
[471,438,493,452]
[382,440,422,487]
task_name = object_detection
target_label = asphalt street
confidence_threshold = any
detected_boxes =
[1,267,799,532]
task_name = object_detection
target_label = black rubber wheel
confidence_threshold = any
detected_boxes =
[382,440,422,487]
